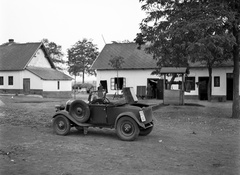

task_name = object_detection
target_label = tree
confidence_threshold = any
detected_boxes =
[42,39,65,70]
[223,0,240,119]
[108,56,125,95]
[67,38,99,83]
[136,0,239,118]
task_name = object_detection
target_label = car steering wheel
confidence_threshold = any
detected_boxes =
[91,98,110,104]
[103,97,110,104]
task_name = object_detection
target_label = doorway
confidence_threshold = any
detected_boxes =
[147,79,163,99]
[100,80,108,93]
[198,77,209,100]
[23,78,30,94]
[226,73,233,100]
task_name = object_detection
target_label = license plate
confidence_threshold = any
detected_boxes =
[139,111,146,122]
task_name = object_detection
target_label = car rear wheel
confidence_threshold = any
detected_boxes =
[139,126,153,136]
[116,116,139,141]
[69,100,90,123]
[53,115,70,135]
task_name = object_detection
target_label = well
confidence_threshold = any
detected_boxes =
[160,67,188,105]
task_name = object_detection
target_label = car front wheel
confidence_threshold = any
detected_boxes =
[53,115,70,135]
[116,116,139,141]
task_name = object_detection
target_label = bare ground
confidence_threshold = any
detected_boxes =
[0,95,239,175]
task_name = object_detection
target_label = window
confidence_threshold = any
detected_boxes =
[185,77,195,90]
[57,81,60,90]
[111,77,126,90]
[214,76,220,87]
[8,76,13,85]
[0,77,3,85]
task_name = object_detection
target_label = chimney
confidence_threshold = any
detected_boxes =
[9,39,14,43]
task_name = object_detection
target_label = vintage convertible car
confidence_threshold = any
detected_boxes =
[52,87,154,141]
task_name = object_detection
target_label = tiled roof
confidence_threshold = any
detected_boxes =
[0,42,41,70]
[91,43,157,70]
[26,66,72,80]
[160,67,187,74]
[0,42,55,71]
[189,60,234,67]
[91,42,235,70]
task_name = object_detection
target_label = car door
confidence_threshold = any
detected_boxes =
[89,104,107,124]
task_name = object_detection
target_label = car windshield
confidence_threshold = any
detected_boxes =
[88,87,138,105]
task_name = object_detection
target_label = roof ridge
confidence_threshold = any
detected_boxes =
[13,42,42,45]
[0,42,42,46]
[106,42,137,45]
[26,66,56,70]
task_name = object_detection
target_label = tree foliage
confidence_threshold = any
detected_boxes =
[42,39,65,70]
[108,56,125,70]
[137,0,236,66]
[108,56,125,93]
[136,0,240,118]
[67,38,99,83]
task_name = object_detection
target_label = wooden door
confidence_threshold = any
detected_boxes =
[226,73,233,100]
[23,78,30,94]
[198,77,209,100]
[157,79,163,99]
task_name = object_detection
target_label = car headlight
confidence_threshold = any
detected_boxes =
[139,111,146,122]
[55,104,65,112]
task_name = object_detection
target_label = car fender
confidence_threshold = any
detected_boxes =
[114,112,145,129]
[53,110,92,127]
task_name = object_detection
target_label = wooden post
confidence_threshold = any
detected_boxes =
[163,74,166,104]
[181,73,185,105]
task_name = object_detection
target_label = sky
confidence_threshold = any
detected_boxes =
[0,0,146,54]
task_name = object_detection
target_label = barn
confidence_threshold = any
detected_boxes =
[0,39,72,98]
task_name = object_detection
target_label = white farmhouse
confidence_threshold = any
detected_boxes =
[91,42,239,101]
[0,39,72,98]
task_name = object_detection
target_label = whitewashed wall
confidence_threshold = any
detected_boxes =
[97,69,160,94]
[23,70,43,89]
[28,49,51,68]
[0,70,71,92]
[96,67,240,96]
[0,71,22,89]
[185,67,237,96]
[0,70,42,90]
[42,80,72,91]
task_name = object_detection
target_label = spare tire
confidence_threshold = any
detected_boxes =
[69,100,90,123]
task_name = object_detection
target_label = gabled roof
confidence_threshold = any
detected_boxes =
[0,42,55,71]
[91,43,157,70]
[92,42,235,70]
[26,66,72,80]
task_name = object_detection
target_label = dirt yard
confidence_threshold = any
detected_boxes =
[0,95,239,175]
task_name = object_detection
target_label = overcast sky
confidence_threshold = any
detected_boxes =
[0,0,146,53]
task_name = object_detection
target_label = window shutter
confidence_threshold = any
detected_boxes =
[110,78,115,90]
[123,78,126,88]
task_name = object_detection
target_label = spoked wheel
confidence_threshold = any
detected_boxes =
[116,116,139,141]
[53,115,70,135]
[69,100,90,123]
